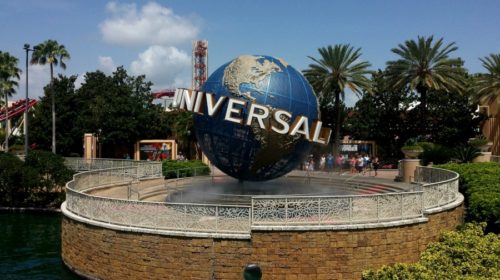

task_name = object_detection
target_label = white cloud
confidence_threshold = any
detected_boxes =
[98,56,116,74]
[16,64,51,100]
[100,1,199,46]
[130,45,191,89]
[74,73,86,90]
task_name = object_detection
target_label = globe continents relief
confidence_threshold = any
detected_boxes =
[194,55,319,181]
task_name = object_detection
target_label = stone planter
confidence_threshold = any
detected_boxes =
[401,148,423,159]
[472,152,491,163]
[479,142,493,152]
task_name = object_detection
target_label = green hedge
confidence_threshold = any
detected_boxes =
[438,162,500,233]
[162,160,210,179]
[362,223,500,280]
[0,150,74,208]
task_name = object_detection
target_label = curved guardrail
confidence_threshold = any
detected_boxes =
[64,159,251,235]
[64,157,163,179]
[63,158,461,235]
[414,166,460,209]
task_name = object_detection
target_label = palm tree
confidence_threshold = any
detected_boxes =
[30,39,70,153]
[475,54,500,105]
[0,51,21,152]
[304,44,372,157]
[386,36,465,120]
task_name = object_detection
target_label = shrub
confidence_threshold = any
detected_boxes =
[420,144,453,165]
[363,223,500,280]
[162,160,210,179]
[452,145,481,163]
[437,162,500,233]
[468,135,488,147]
[25,150,73,192]
[0,152,30,206]
[0,150,74,208]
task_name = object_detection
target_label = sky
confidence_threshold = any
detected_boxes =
[1,0,499,106]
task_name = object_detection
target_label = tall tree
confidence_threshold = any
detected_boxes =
[475,54,500,105]
[385,36,465,134]
[30,39,70,154]
[0,51,21,152]
[345,70,417,160]
[303,44,372,156]
[30,75,79,155]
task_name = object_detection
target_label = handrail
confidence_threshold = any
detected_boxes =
[414,166,460,209]
[64,157,163,179]
[64,158,250,234]
[63,158,461,234]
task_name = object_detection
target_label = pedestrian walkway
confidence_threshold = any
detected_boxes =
[89,168,409,202]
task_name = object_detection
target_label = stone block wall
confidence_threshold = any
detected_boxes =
[62,204,463,280]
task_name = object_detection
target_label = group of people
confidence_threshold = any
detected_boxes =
[303,153,380,176]
[349,153,380,176]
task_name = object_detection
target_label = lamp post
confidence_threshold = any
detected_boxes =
[23,43,33,156]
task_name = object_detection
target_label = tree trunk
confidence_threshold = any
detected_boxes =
[333,90,341,158]
[417,85,428,136]
[50,63,56,154]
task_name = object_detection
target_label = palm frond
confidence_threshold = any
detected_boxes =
[474,54,500,104]
[386,36,466,97]
[0,51,21,98]
[30,39,70,77]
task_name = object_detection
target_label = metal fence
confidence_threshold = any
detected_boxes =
[66,188,251,234]
[64,158,461,234]
[251,192,423,226]
[64,157,163,179]
[414,166,459,209]
[68,167,137,192]
[66,164,250,233]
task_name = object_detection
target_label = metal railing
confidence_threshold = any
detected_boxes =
[66,187,251,234]
[414,166,459,209]
[251,191,423,226]
[64,157,163,179]
[64,159,250,234]
[64,158,461,234]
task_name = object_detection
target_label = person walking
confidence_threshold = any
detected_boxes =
[356,154,364,174]
[326,154,334,172]
[363,154,371,176]
[319,154,326,171]
[336,154,344,173]
[308,158,315,172]
[372,156,380,176]
[350,155,357,174]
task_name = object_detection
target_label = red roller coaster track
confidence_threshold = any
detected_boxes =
[152,89,175,99]
[0,99,37,122]
[0,91,173,123]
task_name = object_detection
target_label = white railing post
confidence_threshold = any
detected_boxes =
[285,198,288,225]
[349,197,352,223]
[215,206,219,233]
[400,193,404,219]
[376,195,380,222]
[251,198,254,226]
[318,198,321,225]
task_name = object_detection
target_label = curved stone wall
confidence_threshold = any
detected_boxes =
[62,199,463,280]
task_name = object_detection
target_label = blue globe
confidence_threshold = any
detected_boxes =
[194,55,319,181]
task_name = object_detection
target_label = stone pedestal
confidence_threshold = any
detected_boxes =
[402,159,421,183]
[83,133,96,160]
[473,152,491,163]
